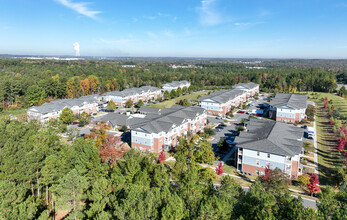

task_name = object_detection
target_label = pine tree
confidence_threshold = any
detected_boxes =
[55,169,88,220]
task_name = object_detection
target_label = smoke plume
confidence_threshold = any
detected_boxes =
[73,42,80,56]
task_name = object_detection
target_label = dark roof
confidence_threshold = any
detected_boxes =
[235,118,304,156]
[270,93,307,109]
[233,82,259,90]
[97,113,130,127]
[198,89,246,104]
[138,106,162,114]
[28,95,100,114]
[132,105,205,133]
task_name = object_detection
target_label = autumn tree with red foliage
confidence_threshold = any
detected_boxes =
[323,97,329,109]
[99,135,128,166]
[216,162,224,175]
[307,173,320,196]
[85,122,129,166]
[158,152,166,163]
[337,135,346,153]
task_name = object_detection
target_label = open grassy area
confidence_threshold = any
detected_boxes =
[150,91,208,109]
[302,92,347,186]
[0,109,26,121]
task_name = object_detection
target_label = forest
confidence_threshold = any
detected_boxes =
[0,59,342,110]
[0,119,346,219]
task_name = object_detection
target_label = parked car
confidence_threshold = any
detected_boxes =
[237,110,245,114]
[220,123,227,127]
[216,116,223,119]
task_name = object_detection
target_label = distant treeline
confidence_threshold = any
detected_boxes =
[0,59,343,109]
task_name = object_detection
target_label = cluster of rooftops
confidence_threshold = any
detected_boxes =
[98,105,205,134]
[29,95,100,114]
[102,86,161,98]
[28,81,191,115]
[198,82,259,104]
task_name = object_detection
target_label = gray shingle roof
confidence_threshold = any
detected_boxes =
[199,89,246,104]
[132,105,205,133]
[270,93,307,109]
[103,86,161,98]
[28,95,100,114]
[233,82,259,90]
[235,118,304,156]
[163,80,190,88]
[139,106,162,114]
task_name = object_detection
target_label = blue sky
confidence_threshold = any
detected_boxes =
[1,0,347,58]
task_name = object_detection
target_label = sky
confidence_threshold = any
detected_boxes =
[1,0,347,58]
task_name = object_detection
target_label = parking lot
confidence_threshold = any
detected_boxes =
[208,94,270,161]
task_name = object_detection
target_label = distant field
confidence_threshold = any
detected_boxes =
[302,92,347,185]
[150,91,208,109]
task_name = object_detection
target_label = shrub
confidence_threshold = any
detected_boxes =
[236,125,245,131]
[119,125,128,132]
[204,127,215,137]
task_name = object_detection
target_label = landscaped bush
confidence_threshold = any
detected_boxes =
[204,127,215,137]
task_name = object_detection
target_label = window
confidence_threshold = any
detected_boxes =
[256,160,260,166]
[257,152,260,156]
[267,153,270,158]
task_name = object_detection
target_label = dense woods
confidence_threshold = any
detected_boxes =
[0,59,343,109]
[0,120,346,219]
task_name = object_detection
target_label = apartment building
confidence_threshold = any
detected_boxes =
[131,105,207,153]
[198,89,247,116]
[102,86,162,106]
[269,93,307,123]
[232,82,260,97]
[162,80,191,91]
[234,118,304,179]
[198,82,259,116]
[27,95,100,123]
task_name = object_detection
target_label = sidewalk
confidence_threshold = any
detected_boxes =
[313,117,319,174]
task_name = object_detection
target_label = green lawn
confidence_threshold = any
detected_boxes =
[150,91,208,109]
[302,92,347,185]
[0,109,26,121]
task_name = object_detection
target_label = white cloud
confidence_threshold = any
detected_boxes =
[56,0,101,20]
[197,0,222,26]
[163,30,174,38]
[100,38,134,45]
[146,31,157,38]
[143,15,157,20]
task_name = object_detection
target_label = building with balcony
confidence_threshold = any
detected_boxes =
[102,86,162,106]
[232,82,260,97]
[27,95,100,123]
[131,105,207,153]
[269,93,307,123]
[234,118,304,179]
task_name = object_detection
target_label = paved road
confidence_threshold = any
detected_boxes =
[200,163,318,209]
